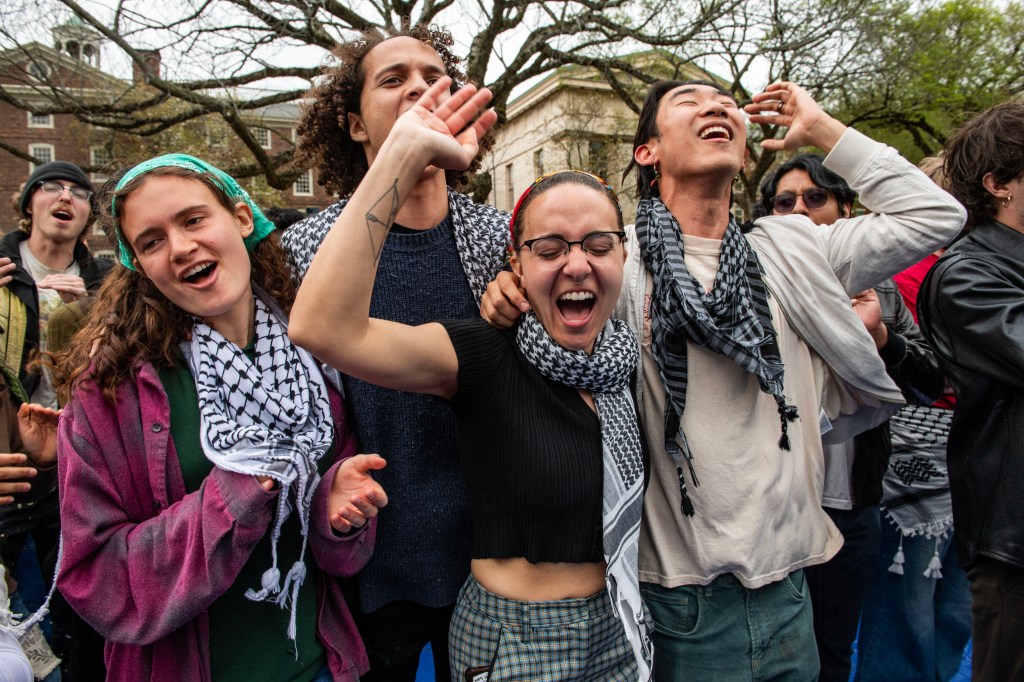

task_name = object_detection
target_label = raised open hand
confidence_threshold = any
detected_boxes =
[745,81,847,154]
[328,453,388,533]
[388,76,497,172]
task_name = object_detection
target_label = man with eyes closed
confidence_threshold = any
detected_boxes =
[483,80,966,680]
[281,25,509,682]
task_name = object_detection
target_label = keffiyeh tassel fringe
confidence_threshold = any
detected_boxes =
[888,537,906,575]
[923,539,943,580]
[777,399,799,451]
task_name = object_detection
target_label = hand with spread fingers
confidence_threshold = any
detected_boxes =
[328,453,388,533]
[745,81,848,154]
[388,76,498,173]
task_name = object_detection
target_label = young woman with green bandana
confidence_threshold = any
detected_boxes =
[47,155,388,682]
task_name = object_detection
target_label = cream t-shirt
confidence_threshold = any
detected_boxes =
[637,233,843,589]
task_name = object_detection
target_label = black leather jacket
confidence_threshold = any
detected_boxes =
[849,277,943,509]
[920,219,1024,569]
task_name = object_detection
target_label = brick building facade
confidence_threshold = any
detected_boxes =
[0,20,334,258]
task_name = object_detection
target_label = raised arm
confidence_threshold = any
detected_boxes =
[289,78,496,399]
[748,82,965,293]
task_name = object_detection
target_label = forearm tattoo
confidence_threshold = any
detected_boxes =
[366,179,400,265]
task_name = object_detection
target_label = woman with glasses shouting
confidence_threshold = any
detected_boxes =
[290,76,651,681]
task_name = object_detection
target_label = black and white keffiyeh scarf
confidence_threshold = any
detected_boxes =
[516,313,653,680]
[188,292,333,641]
[282,188,510,303]
[635,198,798,517]
[883,405,955,579]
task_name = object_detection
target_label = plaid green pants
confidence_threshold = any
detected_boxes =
[449,575,637,681]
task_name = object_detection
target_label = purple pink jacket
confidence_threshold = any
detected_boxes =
[56,363,373,681]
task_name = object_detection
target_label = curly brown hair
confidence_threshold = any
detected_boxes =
[296,23,491,198]
[944,98,1024,227]
[52,168,296,405]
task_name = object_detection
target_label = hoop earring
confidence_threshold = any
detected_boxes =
[1002,194,1013,209]
[733,174,741,186]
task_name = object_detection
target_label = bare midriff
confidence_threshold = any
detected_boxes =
[472,558,607,601]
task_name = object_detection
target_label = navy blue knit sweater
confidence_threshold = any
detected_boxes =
[342,216,476,613]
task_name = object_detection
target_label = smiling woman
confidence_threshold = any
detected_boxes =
[289,77,652,681]
[47,155,388,682]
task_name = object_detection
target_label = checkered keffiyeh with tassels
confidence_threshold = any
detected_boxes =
[189,291,333,643]
[516,313,653,680]
[634,198,798,517]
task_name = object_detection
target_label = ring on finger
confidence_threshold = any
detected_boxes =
[777,101,784,113]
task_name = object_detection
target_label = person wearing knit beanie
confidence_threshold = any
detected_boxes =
[17,161,93,221]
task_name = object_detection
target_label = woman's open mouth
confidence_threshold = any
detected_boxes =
[557,290,595,323]
[182,262,217,284]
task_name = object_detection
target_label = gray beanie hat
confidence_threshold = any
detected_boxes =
[19,161,93,218]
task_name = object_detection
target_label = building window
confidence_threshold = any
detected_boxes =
[27,61,49,80]
[505,163,514,210]
[90,146,114,183]
[253,127,272,149]
[27,112,54,128]
[293,170,313,196]
[533,149,543,177]
[28,144,54,172]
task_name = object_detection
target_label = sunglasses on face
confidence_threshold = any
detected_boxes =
[771,187,831,214]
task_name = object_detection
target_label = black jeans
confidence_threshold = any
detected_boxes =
[967,555,1024,682]
[805,505,881,682]
[357,600,456,682]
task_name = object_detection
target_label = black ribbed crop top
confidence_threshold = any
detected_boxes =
[439,318,604,564]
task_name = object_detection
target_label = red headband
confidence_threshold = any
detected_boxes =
[508,169,617,245]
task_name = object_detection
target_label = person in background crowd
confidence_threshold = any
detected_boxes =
[0,161,111,675]
[919,98,1024,682]
[50,155,387,682]
[754,153,944,682]
[282,24,509,682]
[854,154,972,682]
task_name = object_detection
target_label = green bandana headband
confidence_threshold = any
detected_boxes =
[112,153,276,271]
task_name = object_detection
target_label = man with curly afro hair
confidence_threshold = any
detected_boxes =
[281,23,510,682]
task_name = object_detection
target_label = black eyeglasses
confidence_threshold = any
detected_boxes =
[517,231,626,261]
[771,187,831,214]
[37,180,92,202]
